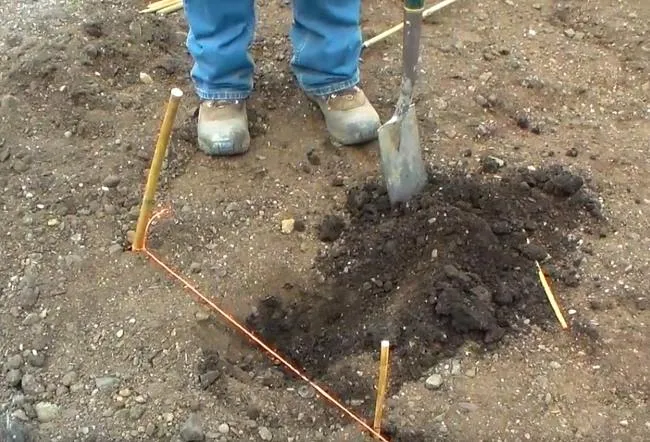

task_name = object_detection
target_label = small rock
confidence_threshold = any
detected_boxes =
[108,244,123,255]
[425,374,443,390]
[12,409,29,422]
[481,155,505,173]
[139,72,154,84]
[6,354,23,370]
[18,287,39,309]
[102,175,121,188]
[119,388,131,397]
[116,329,124,339]
[458,402,479,413]
[218,423,230,434]
[21,374,44,395]
[199,370,220,389]
[297,385,314,399]
[180,413,204,441]
[95,376,120,391]
[564,28,576,38]
[55,385,68,396]
[1,94,19,110]
[34,402,60,423]
[549,361,561,369]
[129,405,145,421]
[27,352,46,368]
[189,262,202,273]
[565,147,579,157]
[465,367,477,378]
[281,219,295,234]
[22,313,40,326]
[258,426,273,441]
[61,371,77,387]
[6,369,22,387]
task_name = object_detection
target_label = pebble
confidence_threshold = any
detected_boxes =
[180,413,204,441]
[95,376,120,391]
[34,402,60,423]
[1,94,19,110]
[22,313,40,326]
[549,361,561,369]
[425,374,444,390]
[102,175,121,188]
[21,374,44,395]
[12,409,29,422]
[481,155,505,173]
[258,426,273,441]
[451,360,462,376]
[129,405,145,421]
[218,423,230,434]
[27,352,46,368]
[6,354,23,370]
[139,72,154,84]
[458,402,479,413]
[108,244,123,255]
[281,218,295,234]
[564,28,576,38]
[6,369,23,387]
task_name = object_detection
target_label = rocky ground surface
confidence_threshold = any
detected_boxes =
[0,0,649,441]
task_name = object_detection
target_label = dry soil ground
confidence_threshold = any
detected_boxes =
[0,0,649,441]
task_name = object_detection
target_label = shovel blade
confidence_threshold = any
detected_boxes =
[378,106,427,204]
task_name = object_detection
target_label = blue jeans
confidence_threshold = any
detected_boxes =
[183,0,362,101]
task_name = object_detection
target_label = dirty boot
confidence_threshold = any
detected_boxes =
[197,100,250,156]
[310,86,381,145]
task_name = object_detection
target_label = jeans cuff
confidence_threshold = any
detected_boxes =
[195,86,251,101]
[299,72,360,97]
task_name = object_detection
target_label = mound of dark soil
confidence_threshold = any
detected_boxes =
[246,164,602,411]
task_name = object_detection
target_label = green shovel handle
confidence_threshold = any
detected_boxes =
[405,0,425,10]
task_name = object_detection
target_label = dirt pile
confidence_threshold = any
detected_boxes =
[247,164,603,398]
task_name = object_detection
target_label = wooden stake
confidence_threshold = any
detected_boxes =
[373,340,391,436]
[132,87,183,251]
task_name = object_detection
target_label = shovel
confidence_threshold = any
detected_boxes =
[378,0,428,205]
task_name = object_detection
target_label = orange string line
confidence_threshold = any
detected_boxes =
[137,209,390,442]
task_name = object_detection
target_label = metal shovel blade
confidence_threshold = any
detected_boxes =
[378,104,427,204]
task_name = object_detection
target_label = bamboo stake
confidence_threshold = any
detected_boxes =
[362,0,461,49]
[140,0,179,13]
[157,3,183,15]
[373,340,391,437]
[536,261,569,329]
[132,87,183,251]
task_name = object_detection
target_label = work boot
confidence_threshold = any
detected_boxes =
[197,100,250,156]
[310,86,381,145]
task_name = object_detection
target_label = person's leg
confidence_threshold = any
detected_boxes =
[184,0,255,156]
[290,0,380,145]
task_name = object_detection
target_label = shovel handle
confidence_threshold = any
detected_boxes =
[393,0,424,117]
[405,0,425,9]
